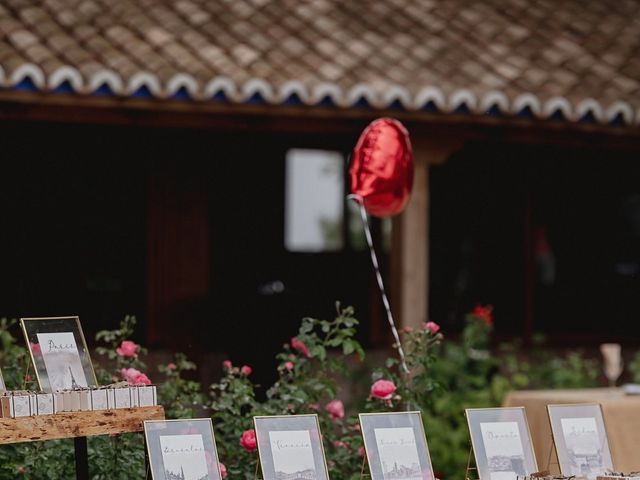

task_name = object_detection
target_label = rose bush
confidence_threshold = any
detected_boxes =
[0,304,603,479]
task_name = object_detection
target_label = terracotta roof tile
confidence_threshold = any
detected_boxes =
[0,0,640,124]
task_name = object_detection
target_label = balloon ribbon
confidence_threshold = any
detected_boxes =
[349,194,409,374]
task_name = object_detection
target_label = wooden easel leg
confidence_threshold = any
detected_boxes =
[74,436,89,480]
[360,455,368,479]
[465,445,476,480]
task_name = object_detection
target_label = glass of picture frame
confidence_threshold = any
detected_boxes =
[359,411,435,480]
[21,316,97,393]
[547,403,614,479]
[466,407,538,480]
[254,414,329,480]
[144,418,223,480]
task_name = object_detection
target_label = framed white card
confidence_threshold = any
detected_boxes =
[466,407,538,480]
[21,316,97,393]
[359,411,435,480]
[547,403,614,479]
[254,414,329,480]
[144,418,223,480]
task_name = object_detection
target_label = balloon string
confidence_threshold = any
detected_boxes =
[348,194,410,374]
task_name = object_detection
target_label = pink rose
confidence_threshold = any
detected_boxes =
[423,321,440,334]
[307,403,320,411]
[120,367,152,385]
[240,429,257,452]
[241,365,252,376]
[358,446,365,457]
[325,400,345,421]
[333,440,348,448]
[284,361,294,371]
[167,363,177,370]
[219,463,228,479]
[291,337,311,358]
[370,379,397,400]
[222,360,232,370]
[116,340,138,358]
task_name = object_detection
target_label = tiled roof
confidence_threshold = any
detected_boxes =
[1,0,640,125]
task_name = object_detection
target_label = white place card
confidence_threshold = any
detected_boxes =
[36,393,54,415]
[91,389,108,411]
[53,392,65,413]
[114,387,131,409]
[13,395,31,417]
[138,386,157,407]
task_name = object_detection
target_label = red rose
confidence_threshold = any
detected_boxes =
[370,379,397,400]
[291,337,311,358]
[472,304,493,326]
[240,365,252,376]
[222,360,232,371]
[240,429,257,452]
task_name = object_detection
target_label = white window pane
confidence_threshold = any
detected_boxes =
[285,149,344,252]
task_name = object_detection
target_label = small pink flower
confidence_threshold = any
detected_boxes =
[325,400,345,421]
[240,429,257,452]
[423,321,440,334]
[30,343,42,357]
[232,367,239,375]
[291,337,311,358]
[333,440,348,448]
[358,446,365,457]
[284,361,294,371]
[307,403,320,411]
[219,463,228,479]
[222,360,232,370]
[120,367,151,385]
[402,326,414,333]
[115,340,138,358]
[370,379,397,400]
[240,365,252,376]
[167,363,177,370]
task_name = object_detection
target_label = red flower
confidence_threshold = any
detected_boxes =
[472,305,494,326]
[222,360,232,371]
[219,463,228,479]
[333,440,348,448]
[284,361,294,371]
[291,337,311,358]
[370,379,397,400]
[423,321,440,334]
[240,429,257,452]
[325,400,345,421]
[120,368,152,385]
[240,365,252,376]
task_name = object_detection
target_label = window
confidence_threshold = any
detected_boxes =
[285,149,344,252]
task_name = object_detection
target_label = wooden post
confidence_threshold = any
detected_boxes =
[74,436,89,480]
[391,139,462,330]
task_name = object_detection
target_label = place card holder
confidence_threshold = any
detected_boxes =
[114,387,131,409]
[12,394,31,417]
[0,394,13,418]
[91,388,108,411]
[138,385,157,407]
[36,393,54,415]
[53,391,65,413]
[106,388,116,410]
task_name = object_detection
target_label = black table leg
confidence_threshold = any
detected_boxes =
[74,436,89,480]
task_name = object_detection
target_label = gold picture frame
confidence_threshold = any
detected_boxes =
[359,411,436,480]
[20,316,97,393]
[465,407,538,480]
[144,418,223,480]
[547,403,614,479]
[254,414,330,480]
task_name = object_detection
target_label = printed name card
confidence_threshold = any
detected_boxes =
[36,393,54,415]
[466,407,538,480]
[145,418,223,480]
[114,387,131,409]
[254,414,329,480]
[547,404,614,480]
[359,411,435,480]
[91,389,108,410]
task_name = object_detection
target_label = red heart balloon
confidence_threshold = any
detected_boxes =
[349,118,413,217]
